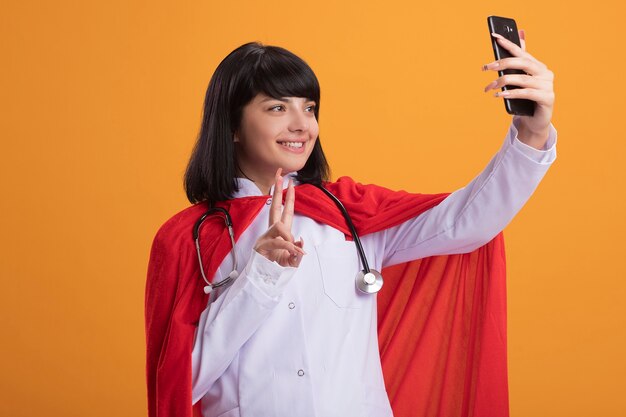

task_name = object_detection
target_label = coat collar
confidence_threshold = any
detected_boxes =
[232,171,299,198]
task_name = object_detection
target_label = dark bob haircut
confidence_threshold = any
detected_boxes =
[184,41,330,205]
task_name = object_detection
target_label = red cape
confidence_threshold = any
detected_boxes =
[145,177,509,417]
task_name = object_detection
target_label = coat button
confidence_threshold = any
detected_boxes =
[265,198,272,205]
[297,369,305,376]
[288,302,296,309]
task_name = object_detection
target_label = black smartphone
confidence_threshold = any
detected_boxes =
[487,15,535,116]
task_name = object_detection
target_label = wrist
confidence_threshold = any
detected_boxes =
[516,122,550,150]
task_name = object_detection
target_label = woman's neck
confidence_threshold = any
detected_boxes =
[254,181,272,195]
[235,167,274,195]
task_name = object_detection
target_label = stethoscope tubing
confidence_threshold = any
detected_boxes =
[194,184,381,294]
[193,207,239,292]
[313,184,371,274]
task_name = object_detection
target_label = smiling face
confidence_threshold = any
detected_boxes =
[233,93,319,191]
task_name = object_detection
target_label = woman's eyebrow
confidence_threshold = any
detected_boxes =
[259,97,314,103]
[260,97,287,103]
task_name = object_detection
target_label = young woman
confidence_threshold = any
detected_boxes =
[146,35,557,417]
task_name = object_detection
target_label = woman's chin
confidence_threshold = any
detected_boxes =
[276,158,308,175]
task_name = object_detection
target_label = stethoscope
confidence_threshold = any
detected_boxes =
[193,185,384,295]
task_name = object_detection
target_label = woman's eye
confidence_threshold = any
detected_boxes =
[269,104,315,112]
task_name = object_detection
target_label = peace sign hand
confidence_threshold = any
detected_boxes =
[253,168,305,268]
[482,29,555,148]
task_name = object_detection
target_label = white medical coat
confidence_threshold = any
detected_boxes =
[191,118,558,417]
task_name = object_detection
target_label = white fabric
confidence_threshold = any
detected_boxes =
[191,119,558,417]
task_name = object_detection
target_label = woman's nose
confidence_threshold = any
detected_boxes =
[288,110,309,132]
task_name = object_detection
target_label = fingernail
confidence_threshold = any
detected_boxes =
[482,62,499,71]
[495,91,510,97]
[491,32,505,40]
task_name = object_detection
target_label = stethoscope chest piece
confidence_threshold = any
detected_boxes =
[356,269,384,294]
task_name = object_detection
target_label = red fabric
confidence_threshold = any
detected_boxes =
[145,176,509,417]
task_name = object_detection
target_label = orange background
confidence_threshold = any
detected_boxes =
[1,1,625,416]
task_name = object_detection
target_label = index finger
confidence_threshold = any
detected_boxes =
[281,179,295,231]
[269,168,284,226]
[491,32,525,57]
[492,32,543,69]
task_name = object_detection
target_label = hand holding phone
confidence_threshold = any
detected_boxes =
[487,16,535,116]
[483,16,556,149]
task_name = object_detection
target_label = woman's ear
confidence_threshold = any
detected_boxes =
[233,130,240,143]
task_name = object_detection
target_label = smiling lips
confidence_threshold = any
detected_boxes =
[277,139,306,154]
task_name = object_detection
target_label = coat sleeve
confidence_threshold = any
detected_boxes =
[378,118,557,266]
[191,250,298,404]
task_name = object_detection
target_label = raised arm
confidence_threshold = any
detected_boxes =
[379,28,557,266]
[380,117,557,267]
